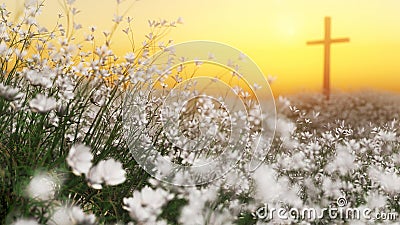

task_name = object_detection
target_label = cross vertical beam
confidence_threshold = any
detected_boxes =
[307,17,350,100]
[324,17,331,100]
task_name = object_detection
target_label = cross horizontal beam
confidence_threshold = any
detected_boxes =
[307,38,350,45]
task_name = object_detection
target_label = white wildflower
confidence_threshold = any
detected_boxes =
[176,17,184,24]
[29,94,57,113]
[0,83,23,101]
[325,144,357,175]
[66,0,76,5]
[0,42,8,56]
[67,143,93,176]
[85,34,94,42]
[49,205,96,225]
[275,118,295,142]
[392,153,400,166]
[154,156,173,178]
[48,206,71,225]
[253,83,262,91]
[377,130,396,142]
[113,14,123,23]
[11,219,39,225]
[368,166,400,194]
[252,165,301,207]
[25,0,39,7]
[73,22,82,30]
[71,206,96,224]
[125,52,135,63]
[321,176,343,199]
[89,25,96,32]
[238,52,246,61]
[123,186,173,223]
[25,70,53,88]
[267,75,277,84]
[15,49,27,59]
[276,117,298,148]
[87,158,126,189]
[366,190,387,209]
[26,172,57,201]
[278,151,308,171]
[179,186,220,225]
[208,52,216,60]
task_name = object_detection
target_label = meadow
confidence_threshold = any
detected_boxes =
[1,1,400,225]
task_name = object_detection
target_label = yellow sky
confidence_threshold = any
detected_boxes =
[6,0,400,96]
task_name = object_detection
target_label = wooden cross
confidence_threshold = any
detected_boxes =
[307,17,350,100]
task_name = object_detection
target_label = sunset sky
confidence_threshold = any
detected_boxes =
[6,0,400,96]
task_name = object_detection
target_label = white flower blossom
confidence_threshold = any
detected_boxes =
[176,17,184,24]
[321,176,343,199]
[11,219,39,225]
[87,158,126,189]
[70,206,96,224]
[267,74,277,84]
[48,206,71,225]
[26,172,57,201]
[366,190,387,209]
[113,14,123,23]
[0,42,8,56]
[178,186,222,225]
[0,83,23,101]
[66,0,76,5]
[125,52,135,63]
[29,94,57,113]
[252,165,302,207]
[368,166,400,194]
[377,130,396,142]
[48,205,96,225]
[325,144,357,175]
[123,186,173,223]
[67,143,93,176]
[25,70,54,88]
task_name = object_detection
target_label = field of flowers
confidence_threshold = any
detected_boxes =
[1,1,400,225]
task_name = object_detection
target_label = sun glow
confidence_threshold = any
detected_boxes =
[4,0,400,96]
[275,15,299,38]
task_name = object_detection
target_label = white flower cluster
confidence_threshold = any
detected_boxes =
[11,219,40,225]
[48,205,96,225]
[0,83,23,101]
[29,94,57,113]
[123,186,174,224]
[67,143,126,189]
[1,1,184,224]
[22,171,98,224]
[11,205,97,225]
[134,93,400,225]
[87,158,127,189]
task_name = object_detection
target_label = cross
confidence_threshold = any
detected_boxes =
[307,16,350,100]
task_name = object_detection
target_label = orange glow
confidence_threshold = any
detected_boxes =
[5,0,400,96]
